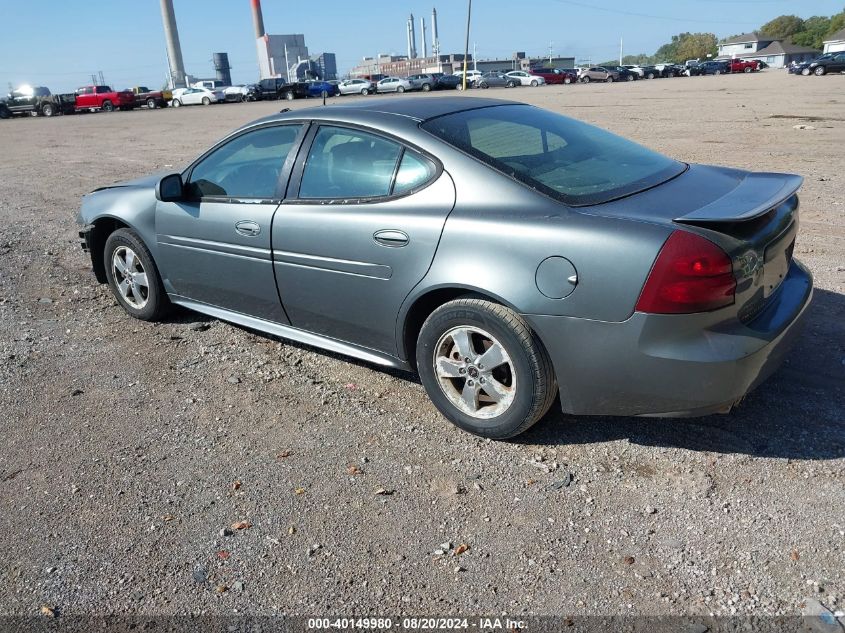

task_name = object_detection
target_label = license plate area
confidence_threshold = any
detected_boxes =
[762,235,794,298]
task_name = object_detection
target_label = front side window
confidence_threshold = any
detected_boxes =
[188,125,302,199]
[422,104,685,207]
[299,126,434,200]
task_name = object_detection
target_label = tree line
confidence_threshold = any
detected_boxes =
[600,7,844,66]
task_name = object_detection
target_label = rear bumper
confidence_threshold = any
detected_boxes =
[524,259,813,417]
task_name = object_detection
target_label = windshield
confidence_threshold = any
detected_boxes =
[421,104,686,206]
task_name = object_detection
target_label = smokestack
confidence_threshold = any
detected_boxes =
[406,18,413,59]
[420,17,427,58]
[431,7,439,55]
[213,52,232,86]
[409,13,417,59]
[160,0,187,88]
[251,0,266,39]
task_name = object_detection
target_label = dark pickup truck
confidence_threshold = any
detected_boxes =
[3,85,76,117]
[256,78,310,101]
[128,86,172,109]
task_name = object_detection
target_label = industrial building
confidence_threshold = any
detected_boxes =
[350,52,576,80]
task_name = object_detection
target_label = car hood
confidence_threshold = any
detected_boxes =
[90,172,168,193]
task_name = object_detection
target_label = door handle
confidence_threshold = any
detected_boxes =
[373,230,409,247]
[235,220,261,237]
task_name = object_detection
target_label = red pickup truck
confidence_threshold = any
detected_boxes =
[74,85,137,112]
[728,59,759,73]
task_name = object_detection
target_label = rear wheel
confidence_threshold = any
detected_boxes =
[714,69,721,75]
[422,83,431,92]
[104,228,170,322]
[102,100,114,112]
[627,74,634,81]
[284,90,295,100]
[146,98,157,109]
[361,88,369,95]
[582,75,591,83]
[564,76,572,84]
[416,299,557,439]
[744,66,752,73]
[41,103,55,117]
[814,66,826,76]
[397,85,405,93]
[646,72,655,79]
[530,79,539,87]
[202,97,211,105]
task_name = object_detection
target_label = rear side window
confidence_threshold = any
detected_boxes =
[297,126,429,200]
[422,104,684,206]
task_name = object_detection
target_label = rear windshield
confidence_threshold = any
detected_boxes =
[422,104,685,206]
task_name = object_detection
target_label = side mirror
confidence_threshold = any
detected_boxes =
[156,173,184,202]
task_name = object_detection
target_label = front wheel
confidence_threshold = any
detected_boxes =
[422,83,431,92]
[104,228,170,321]
[606,75,614,83]
[744,66,752,74]
[284,90,295,100]
[814,66,826,76]
[416,299,557,439]
[172,99,182,107]
[530,80,538,87]
[564,77,572,84]
[41,103,55,117]
[361,88,369,95]
[397,85,405,93]
[202,97,211,105]
[582,75,591,83]
[627,74,634,81]
[646,72,655,79]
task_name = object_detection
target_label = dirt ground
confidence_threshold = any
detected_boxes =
[0,71,843,619]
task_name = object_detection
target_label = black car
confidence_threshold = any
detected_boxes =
[256,78,310,101]
[434,74,462,90]
[805,52,845,76]
[637,65,659,79]
[697,61,730,75]
[613,66,639,81]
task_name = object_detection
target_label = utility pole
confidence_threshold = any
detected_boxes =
[284,44,290,81]
[549,42,553,66]
[619,36,623,65]
[462,0,472,91]
[473,42,477,71]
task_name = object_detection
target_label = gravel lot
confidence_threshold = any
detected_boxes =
[1,71,843,620]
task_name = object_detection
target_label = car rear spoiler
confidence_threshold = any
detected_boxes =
[674,172,803,224]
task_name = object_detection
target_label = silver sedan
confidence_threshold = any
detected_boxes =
[338,79,373,96]
[375,77,412,93]
[78,97,812,439]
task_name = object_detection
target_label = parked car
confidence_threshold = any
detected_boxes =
[805,52,845,76]
[305,80,339,98]
[2,85,75,117]
[376,77,412,93]
[529,68,576,85]
[434,74,462,90]
[476,72,518,89]
[256,78,310,101]
[74,85,137,112]
[223,85,251,102]
[128,86,171,109]
[170,87,223,107]
[338,79,374,95]
[579,67,619,83]
[613,66,639,81]
[637,65,660,79]
[506,71,546,86]
[789,60,812,75]
[727,59,759,73]
[622,65,645,78]
[407,74,440,91]
[697,60,730,75]
[453,69,483,87]
[78,97,812,439]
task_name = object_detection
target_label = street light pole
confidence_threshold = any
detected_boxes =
[462,0,472,91]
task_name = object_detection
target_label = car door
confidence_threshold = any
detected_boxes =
[155,123,307,322]
[272,123,456,354]
[76,87,93,108]
[832,53,845,72]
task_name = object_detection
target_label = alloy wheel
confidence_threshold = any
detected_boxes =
[433,326,516,419]
[112,246,149,309]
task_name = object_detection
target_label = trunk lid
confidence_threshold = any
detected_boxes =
[583,164,803,323]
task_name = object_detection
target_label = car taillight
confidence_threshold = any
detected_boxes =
[635,230,736,314]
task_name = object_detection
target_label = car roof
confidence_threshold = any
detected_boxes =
[249,96,522,126]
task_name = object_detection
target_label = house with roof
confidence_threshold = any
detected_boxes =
[823,28,845,53]
[717,32,819,68]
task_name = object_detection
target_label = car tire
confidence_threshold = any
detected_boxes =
[284,91,295,100]
[646,72,655,79]
[564,77,572,84]
[41,103,55,117]
[104,228,170,322]
[744,66,752,73]
[814,66,826,76]
[202,97,211,105]
[714,69,722,75]
[422,83,431,92]
[102,100,114,112]
[146,98,157,109]
[530,79,538,87]
[606,75,614,83]
[627,74,634,81]
[582,75,590,83]
[507,81,518,88]
[397,86,405,93]
[416,298,557,439]
[360,88,369,95]
[172,99,182,107]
